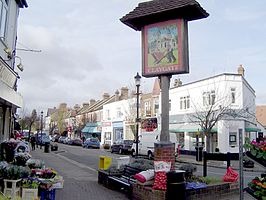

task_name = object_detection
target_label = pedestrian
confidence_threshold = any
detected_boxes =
[30,136,36,150]
[81,135,86,144]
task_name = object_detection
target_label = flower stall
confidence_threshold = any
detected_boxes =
[245,139,266,200]
[0,139,64,200]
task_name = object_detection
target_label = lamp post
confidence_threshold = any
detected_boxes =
[134,72,141,158]
[40,111,43,149]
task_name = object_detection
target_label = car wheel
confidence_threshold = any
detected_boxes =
[148,151,153,160]
[119,148,123,154]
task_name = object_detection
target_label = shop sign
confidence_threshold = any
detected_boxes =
[142,19,189,77]
[0,61,16,88]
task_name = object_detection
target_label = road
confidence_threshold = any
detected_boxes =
[31,143,258,200]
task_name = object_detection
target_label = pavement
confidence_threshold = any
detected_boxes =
[176,154,266,173]
[29,147,263,200]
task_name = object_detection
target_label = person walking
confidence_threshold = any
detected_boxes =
[30,136,36,150]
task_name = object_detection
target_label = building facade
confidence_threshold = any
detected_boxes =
[0,0,27,141]
[168,68,258,153]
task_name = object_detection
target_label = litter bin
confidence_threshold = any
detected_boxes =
[44,143,50,153]
[195,146,203,161]
[166,170,186,200]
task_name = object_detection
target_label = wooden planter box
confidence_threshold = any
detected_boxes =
[21,188,38,200]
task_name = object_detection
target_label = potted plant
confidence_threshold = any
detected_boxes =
[26,158,45,169]
[21,178,39,200]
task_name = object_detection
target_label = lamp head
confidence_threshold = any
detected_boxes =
[17,63,24,72]
[134,72,141,86]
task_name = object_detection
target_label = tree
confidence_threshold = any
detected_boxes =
[24,109,38,141]
[189,83,255,153]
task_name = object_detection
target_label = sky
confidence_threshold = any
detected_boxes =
[16,0,266,114]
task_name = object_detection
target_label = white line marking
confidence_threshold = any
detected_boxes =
[55,153,97,172]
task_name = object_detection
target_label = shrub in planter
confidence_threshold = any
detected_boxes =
[178,164,197,180]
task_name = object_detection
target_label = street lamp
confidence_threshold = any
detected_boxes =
[134,72,141,158]
[40,111,43,149]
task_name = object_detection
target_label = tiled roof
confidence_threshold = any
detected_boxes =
[256,105,266,127]
[120,0,209,31]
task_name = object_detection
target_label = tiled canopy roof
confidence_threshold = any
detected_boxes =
[120,0,209,31]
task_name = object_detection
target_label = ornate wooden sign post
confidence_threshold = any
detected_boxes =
[121,0,208,169]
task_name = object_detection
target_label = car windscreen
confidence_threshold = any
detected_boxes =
[124,140,133,145]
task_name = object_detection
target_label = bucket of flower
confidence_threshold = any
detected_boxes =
[21,178,40,200]
[30,168,58,200]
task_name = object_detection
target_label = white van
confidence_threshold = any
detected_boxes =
[131,131,178,159]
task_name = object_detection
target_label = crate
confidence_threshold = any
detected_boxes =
[40,188,56,200]
[22,188,38,200]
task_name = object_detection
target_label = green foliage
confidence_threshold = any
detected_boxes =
[186,175,222,185]
[4,164,30,180]
[22,179,39,189]
[128,158,154,171]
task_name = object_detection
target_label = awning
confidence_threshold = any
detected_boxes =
[245,127,260,132]
[169,123,217,133]
[81,126,100,133]
[0,81,23,108]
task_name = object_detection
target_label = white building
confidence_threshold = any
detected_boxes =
[102,98,135,145]
[167,66,259,153]
[0,0,27,141]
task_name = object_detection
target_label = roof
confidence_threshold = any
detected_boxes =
[120,0,209,31]
[16,0,28,8]
[256,105,266,127]
[170,73,255,94]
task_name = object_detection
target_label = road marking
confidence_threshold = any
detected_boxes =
[55,153,97,173]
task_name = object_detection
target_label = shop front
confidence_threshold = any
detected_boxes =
[0,59,23,142]
[81,122,102,141]
[112,121,123,143]
[101,121,112,145]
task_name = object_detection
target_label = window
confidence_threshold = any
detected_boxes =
[116,107,123,118]
[203,91,215,106]
[229,132,237,146]
[0,0,9,40]
[180,96,190,110]
[144,101,151,117]
[231,88,236,104]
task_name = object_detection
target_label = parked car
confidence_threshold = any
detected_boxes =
[111,139,133,154]
[83,138,100,149]
[58,136,66,143]
[51,134,60,142]
[37,134,50,146]
[69,138,83,146]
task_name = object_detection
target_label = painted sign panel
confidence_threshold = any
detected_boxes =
[142,19,189,77]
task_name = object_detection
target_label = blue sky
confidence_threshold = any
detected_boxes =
[16,0,266,112]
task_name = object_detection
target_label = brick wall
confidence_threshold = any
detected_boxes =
[132,182,239,200]
[154,142,175,170]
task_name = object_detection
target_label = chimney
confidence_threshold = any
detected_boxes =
[120,87,129,100]
[115,90,120,101]
[82,102,90,108]
[74,104,80,110]
[237,64,245,77]
[102,93,110,100]
[89,99,96,105]
[174,78,182,87]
